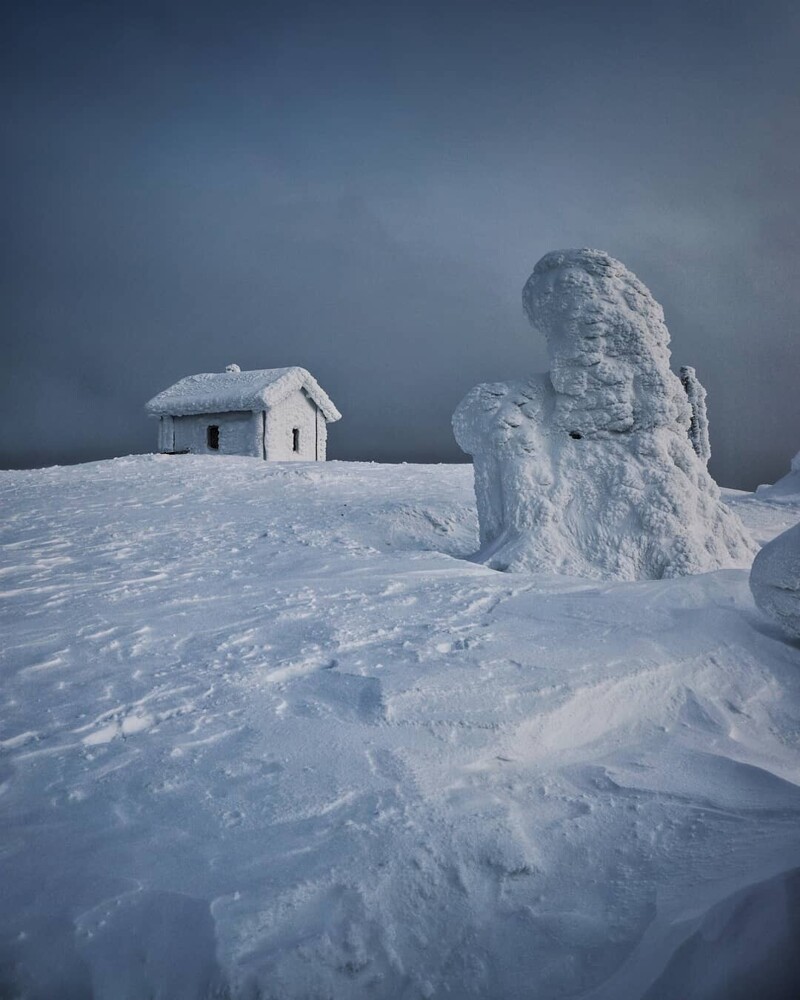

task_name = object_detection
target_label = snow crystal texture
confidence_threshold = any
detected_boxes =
[453,248,755,580]
[750,520,800,639]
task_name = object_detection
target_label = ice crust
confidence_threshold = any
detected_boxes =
[750,520,800,639]
[453,249,755,580]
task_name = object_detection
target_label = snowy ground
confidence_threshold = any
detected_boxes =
[2,455,800,1000]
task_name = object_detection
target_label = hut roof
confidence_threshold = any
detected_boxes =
[146,367,341,422]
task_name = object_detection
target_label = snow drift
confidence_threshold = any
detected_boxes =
[750,520,800,639]
[453,248,755,580]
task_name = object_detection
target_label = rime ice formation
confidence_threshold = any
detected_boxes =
[453,248,756,580]
[679,365,711,464]
[750,521,800,639]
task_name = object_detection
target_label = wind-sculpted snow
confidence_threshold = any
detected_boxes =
[453,249,755,579]
[750,520,800,639]
[1,457,799,1000]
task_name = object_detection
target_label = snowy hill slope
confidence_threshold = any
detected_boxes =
[2,456,800,999]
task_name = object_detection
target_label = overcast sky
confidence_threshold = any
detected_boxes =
[2,0,798,487]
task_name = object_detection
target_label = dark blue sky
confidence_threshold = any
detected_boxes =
[2,0,799,487]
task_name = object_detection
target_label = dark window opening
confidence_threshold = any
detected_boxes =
[207,425,220,450]
[292,427,300,453]
[569,431,583,440]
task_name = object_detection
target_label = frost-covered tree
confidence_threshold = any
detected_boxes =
[679,366,711,464]
[453,248,755,580]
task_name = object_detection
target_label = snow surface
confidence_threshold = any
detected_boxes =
[146,367,341,422]
[2,455,800,999]
[453,250,755,580]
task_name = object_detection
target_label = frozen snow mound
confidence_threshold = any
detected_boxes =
[755,450,800,503]
[750,520,800,639]
[453,248,755,580]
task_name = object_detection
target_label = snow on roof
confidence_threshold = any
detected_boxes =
[146,366,341,422]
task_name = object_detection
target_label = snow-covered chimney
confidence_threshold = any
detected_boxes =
[225,363,241,373]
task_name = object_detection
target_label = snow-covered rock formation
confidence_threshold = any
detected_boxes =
[679,365,711,464]
[750,521,800,639]
[453,248,755,580]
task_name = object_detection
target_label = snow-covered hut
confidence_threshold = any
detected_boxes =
[146,365,341,461]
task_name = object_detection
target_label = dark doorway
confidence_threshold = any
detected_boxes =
[292,428,300,453]
[207,425,220,450]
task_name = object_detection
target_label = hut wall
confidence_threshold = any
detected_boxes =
[265,389,320,460]
[172,410,261,457]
